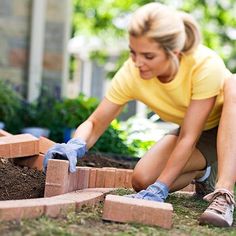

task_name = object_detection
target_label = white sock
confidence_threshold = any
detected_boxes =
[196,166,211,182]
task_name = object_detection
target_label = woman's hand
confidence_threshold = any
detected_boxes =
[43,137,87,173]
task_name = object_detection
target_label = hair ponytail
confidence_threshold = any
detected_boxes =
[179,12,201,54]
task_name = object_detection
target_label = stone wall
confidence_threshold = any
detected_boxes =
[0,0,70,98]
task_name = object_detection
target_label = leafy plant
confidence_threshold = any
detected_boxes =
[0,80,21,129]
[54,93,99,129]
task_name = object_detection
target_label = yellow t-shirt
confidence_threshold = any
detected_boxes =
[105,45,232,130]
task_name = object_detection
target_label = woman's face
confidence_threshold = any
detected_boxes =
[129,35,171,81]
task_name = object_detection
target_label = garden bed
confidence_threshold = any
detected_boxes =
[0,152,139,200]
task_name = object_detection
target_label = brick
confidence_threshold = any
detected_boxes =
[68,171,78,192]
[0,199,44,221]
[88,168,97,188]
[114,169,127,188]
[0,129,12,137]
[9,48,27,67]
[44,160,69,197]
[85,188,116,194]
[39,137,55,154]
[54,191,105,210]
[76,167,90,190]
[103,195,173,229]
[0,134,39,158]
[124,169,133,188]
[43,197,75,218]
[95,169,106,188]
[180,183,195,192]
[14,154,44,171]
[103,168,116,188]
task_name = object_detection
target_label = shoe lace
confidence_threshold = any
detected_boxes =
[204,189,235,214]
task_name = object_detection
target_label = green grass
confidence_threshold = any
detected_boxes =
[0,190,236,236]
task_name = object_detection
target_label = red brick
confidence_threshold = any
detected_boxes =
[114,169,127,188]
[54,191,105,210]
[43,198,75,218]
[88,168,97,188]
[103,195,173,229]
[9,48,27,67]
[77,167,90,190]
[39,137,55,154]
[95,169,106,188]
[85,188,116,194]
[14,154,44,171]
[0,134,39,158]
[103,168,116,188]
[44,160,69,197]
[180,183,195,192]
[0,129,12,137]
[43,52,63,71]
[124,169,133,188]
[68,171,78,192]
[0,199,44,221]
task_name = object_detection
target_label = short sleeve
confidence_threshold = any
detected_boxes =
[192,56,231,100]
[105,59,135,105]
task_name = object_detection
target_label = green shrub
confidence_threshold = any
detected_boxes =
[0,81,21,131]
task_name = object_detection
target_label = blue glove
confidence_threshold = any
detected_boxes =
[43,137,87,173]
[127,181,169,202]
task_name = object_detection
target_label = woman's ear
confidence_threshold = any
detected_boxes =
[172,49,180,56]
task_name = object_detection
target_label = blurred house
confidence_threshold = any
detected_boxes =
[0,0,71,101]
[68,35,148,120]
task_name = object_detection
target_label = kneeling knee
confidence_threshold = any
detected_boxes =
[131,172,151,192]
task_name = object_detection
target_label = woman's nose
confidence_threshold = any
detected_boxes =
[134,55,144,67]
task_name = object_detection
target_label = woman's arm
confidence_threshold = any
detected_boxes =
[157,96,217,187]
[73,98,124,149]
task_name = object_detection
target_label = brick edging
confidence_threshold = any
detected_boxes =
[0,134,195,229]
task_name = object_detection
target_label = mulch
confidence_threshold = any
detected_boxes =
[0,152,138,201]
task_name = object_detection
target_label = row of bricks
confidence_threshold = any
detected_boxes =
[45,160,133,197]
[0,131,184,228]
[0,188,173,229]
[0,188,111,221]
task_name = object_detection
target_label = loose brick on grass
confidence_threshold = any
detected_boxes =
[44,160,69,197]
[180,183,195,192]
[103,195,173,229]
[0,134,39,158]
[39,137,55,154]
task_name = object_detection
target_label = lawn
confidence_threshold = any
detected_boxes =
[0,190,235,236]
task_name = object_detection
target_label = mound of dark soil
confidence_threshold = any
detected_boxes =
[0,159,45,201]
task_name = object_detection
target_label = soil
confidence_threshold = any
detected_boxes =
[0,152,139,201]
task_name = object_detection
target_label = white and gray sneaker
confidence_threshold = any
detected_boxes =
[199,189,235,227]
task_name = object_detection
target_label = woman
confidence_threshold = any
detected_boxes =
[44,3,233,226]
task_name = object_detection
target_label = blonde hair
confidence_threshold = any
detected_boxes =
[128,3,201,78]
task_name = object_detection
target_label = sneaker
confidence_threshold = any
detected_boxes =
[195,162,217,198]
[199,189,235,227]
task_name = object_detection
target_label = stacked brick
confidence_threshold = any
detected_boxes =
[44,160,133,197]
[0,130,196,228]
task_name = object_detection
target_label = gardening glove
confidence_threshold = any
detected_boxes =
[43,137,87,173]
[126,180,169,202]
